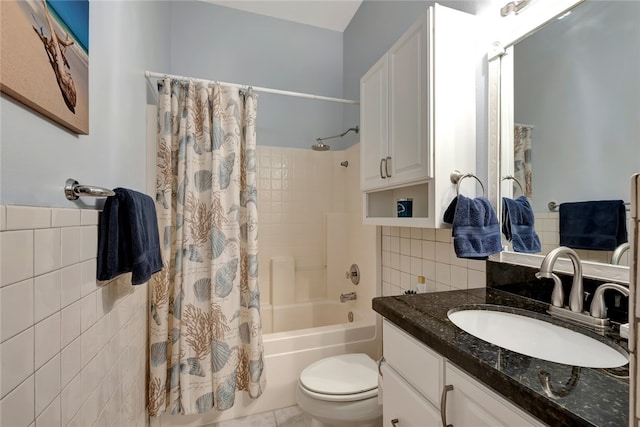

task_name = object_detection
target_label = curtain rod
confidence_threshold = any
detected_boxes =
[145,70,359,105]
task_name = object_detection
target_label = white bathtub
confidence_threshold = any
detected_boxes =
[261,300,364,334]
[155,304,380,427]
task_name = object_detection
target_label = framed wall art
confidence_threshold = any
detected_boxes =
[1,0,89,134]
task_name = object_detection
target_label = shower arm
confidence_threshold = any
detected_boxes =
[315,126,359,143]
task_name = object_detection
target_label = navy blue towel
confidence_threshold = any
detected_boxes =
[452,195,502,259]
[559,200,628,251]
[502,196,541,253]
[97,188,163,285]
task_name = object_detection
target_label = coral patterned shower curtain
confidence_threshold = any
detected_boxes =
[514,124,533,198]
[149,79,265,416]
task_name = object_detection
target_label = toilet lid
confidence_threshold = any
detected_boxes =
[299,353,378,396]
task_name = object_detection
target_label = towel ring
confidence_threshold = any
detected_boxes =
[501,175,524,195]
[450,170,485,197]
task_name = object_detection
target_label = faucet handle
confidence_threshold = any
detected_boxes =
[589,283,630,319]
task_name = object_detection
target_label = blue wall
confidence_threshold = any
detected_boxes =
[169,1,348,151]
[1,1,172,207]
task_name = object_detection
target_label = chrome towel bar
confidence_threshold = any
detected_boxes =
[64,178,115,200]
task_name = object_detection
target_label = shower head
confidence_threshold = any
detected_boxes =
[311,139,330,151]
[312,125,359,151]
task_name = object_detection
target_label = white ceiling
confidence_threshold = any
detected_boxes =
[203,1,363,32]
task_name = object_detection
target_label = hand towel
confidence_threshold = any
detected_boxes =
[559,200,628,251]
[443,196,458,224]
[452,195,502,259]
[97,188,163,285]
[502,196,541,253]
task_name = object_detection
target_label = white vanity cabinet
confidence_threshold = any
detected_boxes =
[382,320,544,427]
[360,4,476,228]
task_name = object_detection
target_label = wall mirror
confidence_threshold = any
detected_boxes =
[487,0,640,283]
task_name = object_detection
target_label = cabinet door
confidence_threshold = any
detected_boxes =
[382,364,441,427]
[444,363,544,427]
[387,14,430,186]
[360,55,388,192]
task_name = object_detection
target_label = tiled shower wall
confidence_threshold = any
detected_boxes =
[0,205,147,427]
[381,227,486,296]
[256,146,337,304]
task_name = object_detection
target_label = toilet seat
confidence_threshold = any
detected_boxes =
[299,353,378,402]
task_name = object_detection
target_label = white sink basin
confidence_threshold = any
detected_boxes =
[447,308,628,368]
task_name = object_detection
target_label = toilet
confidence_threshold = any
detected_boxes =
[296,353,382,427]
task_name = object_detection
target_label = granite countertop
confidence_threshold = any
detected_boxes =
[372,288,629,427]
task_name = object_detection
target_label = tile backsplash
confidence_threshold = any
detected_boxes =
[0,205,147,427]
[380,226,486,296]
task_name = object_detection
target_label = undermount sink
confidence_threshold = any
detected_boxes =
[447,306,628,368]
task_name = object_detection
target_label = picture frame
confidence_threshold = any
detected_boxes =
[1,0,89,134]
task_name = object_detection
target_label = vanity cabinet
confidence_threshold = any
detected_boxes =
[382,320,544,427]
[360,4,476,228]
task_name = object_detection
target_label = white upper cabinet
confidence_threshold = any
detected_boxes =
[361,15,428,191]
[360,4,476,228]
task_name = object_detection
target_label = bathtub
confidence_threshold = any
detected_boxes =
[261,300,365,334]
[155,303,380,427]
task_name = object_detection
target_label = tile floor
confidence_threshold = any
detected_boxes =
[207,405,312,427]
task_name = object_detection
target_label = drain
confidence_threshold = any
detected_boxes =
[348,311,354,322]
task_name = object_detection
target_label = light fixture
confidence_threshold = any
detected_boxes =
[500,0,532,17]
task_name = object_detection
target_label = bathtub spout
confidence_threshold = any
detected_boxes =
[340,292,357,303]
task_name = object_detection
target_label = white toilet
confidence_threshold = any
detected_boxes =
[296,353,382,427]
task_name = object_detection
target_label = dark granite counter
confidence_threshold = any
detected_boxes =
[372,288,629,427]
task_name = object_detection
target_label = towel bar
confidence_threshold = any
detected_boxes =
[548,200,630,212]
[64,178,115,200]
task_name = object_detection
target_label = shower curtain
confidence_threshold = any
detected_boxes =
[514,124,533,198]
[149,79,265,416]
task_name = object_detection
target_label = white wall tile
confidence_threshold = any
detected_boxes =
[6,206,50,230]
[0,327,34,398]
[61,338,81,389]
[0,205,6,231]
[80,292,97,333]
[1,279,34,342]
[61,302,81,349]
[60,227,82,268]
[51,209,81,228]
[80,210,99,226]
[35,313,61,370]
[451,266,468,290]
[1,230,34,287]
[80,259,98,297]
[34,228,61,276]
[80,226,98,261]
[61,374,82,426]
[0,205,147,427]
[35,355,60,417]
[34,271,61,323]
[0,374,34,427]
[36,396,61,427]
[60,264,82,308]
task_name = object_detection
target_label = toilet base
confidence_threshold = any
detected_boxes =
[296,386,382,427]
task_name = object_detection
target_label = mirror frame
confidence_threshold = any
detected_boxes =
[486,0,629,284]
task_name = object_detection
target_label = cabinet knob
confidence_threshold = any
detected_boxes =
[440,384,454,427]
[380,158,387,179]
[385,156,392,177]
[391,419,399,426]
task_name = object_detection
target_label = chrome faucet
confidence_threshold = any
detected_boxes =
[340,292,357,303]
[589,283,629,319]
[535,246,584,313]
[611,242,630,265]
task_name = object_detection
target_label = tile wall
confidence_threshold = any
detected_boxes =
[0,205,148,427]
[381,226,486,296]
[256,146,337,304]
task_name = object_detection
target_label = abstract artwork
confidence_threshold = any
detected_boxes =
[1,0,89,134]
